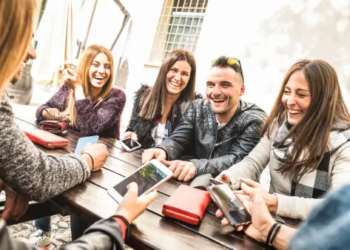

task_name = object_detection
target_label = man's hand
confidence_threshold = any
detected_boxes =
[142,148,166,164]
[160,159,196,181]
[115,182,158,224]
[0,180,29,221]
[81,142,109,172]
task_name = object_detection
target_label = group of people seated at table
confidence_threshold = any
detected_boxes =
[1,1,350,249]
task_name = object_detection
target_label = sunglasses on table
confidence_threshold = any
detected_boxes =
[211,57,245,83]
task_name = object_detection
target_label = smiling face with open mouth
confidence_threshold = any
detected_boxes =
[88,52,111,91]
[165,60,191,97]
[282,70,311,125]
[206,67,245,123]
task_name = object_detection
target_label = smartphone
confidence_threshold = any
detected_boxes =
[120,137,141,152]
[75,135,99,155]
[207,184,251,227]
[108,159,172,203]
[210,178,227,186]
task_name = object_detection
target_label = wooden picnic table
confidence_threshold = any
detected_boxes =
[10,104,299,250]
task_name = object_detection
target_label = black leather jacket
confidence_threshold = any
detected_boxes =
[158,99,267,177]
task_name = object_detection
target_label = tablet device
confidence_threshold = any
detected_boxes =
[75,135,99,155]
[108,159,173,203]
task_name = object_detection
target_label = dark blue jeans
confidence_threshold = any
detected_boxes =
[35,217,51,232]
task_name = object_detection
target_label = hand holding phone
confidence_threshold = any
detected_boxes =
[120,137,141,152]
[114,182,158,224]
[108,159,172,203]
[208,184,251,228]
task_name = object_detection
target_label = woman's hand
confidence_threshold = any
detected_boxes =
[62,68,81,90]
[115,182,158,224]
[81,142,109,172]
[122,132,138,141]
[42,108,61,119]
[238,178,278,213]
[216,188,276,243]
[215,171,241,190]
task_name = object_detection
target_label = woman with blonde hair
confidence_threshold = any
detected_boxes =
[34,44,126,245]
[217,59,350,221]
[36,44,126,139]
[0,1,156,249]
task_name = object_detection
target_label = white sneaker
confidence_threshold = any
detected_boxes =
[29,230,51,247]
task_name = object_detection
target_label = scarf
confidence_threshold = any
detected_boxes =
[272,121,350,198]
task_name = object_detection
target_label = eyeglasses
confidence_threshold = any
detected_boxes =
[211,57,245,83]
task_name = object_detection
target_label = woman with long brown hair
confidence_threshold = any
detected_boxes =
[123,49,199,149]
[217,59,350,221]
[36,44,126,139]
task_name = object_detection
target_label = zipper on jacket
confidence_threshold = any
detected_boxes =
[214,136,236,147]
[208,125,218,159]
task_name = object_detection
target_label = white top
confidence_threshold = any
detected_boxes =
[151,123,167,146]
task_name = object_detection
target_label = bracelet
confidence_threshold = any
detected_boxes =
[266,222,279,246]
[269,223,282,246]
[113,215,130,240]
[81,152,94,172]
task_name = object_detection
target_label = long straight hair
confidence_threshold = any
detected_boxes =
[66,45,114,127]
[0,0,35,94]
[262,60,350,179]
[139,49,196,120]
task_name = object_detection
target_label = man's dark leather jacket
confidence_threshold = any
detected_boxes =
[158,99,267,177]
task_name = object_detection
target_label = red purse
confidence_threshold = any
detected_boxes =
[162,185,211,225]
[39,120,69,134]
[24,129,69,149]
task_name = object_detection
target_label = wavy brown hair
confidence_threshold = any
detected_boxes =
[262,59,350,179]
[0,0,35,94]
[66,45,114,127]
[139,49,196,120]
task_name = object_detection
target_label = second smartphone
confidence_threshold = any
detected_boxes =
[207,184,251,227]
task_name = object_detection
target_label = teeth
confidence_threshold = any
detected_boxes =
[94,76,104,80]
[213,99,225,102]
[170,81,181,87]
[289,110,301,114]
